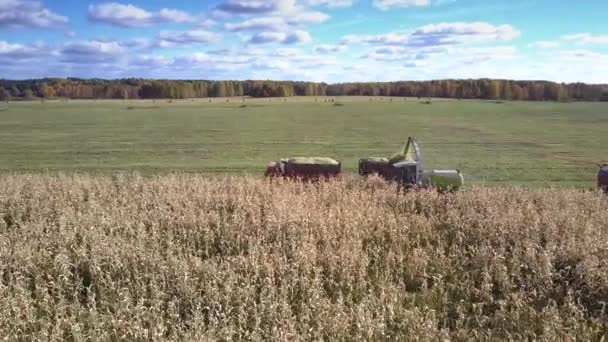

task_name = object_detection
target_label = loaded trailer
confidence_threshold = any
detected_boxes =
[265,157,341,181]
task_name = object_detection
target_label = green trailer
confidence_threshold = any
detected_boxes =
[422,170,464,191]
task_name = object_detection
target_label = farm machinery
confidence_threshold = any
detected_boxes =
[263,137,463,191]
[598,161,608,194]
[359,137,464,191]
[265,157,341,181]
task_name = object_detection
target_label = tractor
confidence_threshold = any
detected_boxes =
[265,157,341,181]
[598,161,608,194]
[359,137,464,192]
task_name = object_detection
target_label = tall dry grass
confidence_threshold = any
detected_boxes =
[1,173,607,341]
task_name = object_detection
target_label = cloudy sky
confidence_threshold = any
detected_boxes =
[2,0,608,83]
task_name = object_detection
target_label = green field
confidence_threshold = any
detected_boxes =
[0,97,606,187]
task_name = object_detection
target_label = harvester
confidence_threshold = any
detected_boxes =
[359,137,464,191]
[598,161,608,194]
[265,157,341,181]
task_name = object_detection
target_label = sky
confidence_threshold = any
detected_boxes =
[1,0,608,83]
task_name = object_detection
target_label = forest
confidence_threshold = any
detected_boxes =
[1,78,608,102]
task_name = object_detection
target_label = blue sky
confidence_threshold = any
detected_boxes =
[2,0,608,82]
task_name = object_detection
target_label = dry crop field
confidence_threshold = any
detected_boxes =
[1,173,607,340]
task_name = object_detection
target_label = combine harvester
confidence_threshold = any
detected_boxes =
[598,161,608,194]
[359,137,464,192]
[265,157,341,181]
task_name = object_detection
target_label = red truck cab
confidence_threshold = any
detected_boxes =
[264,161,283,177]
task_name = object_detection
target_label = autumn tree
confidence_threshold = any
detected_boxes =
[39,82,55,98]
[213,81,227,97]
[0,88,9,102]
[23,89,34,100]
[0,78,607,102]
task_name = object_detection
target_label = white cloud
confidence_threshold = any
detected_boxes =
[283,30,312,44]
[412,22,520,44]
[451,46,516,64]
[53,38,158,66]
[133,55,173,68]
[562,33,608,45]
[224,12,327,35]
[304,0,353,8]
[343,22,519,48]
[62,41,126,55]
[247,31,288,44]
[558,49,608,62]
[214,0,329,34]
[314,44,347,54]
[2,38,608,84]
[225,17,287,31]
[59,40,129,64]
[373,0,430,10]
[373,46,409,55]
[0,0,67,28]
[246,30,312,44]
[456,46,516,57]
[88,2,197,27]
[213,0,310,16]
[0,40,51,58]
[157,30,219,47]
[531,41,560,49]
[252,59,292,71]
[292,54,337,65]
[214,0,283,15]
[174,52,252,65]
[275,47,303,56]
[342,32,408,45]
[286,11,329,25]
[363,46,430,62]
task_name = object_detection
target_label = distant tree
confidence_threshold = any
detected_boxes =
[0,78,605,102]
[9,85,20,98]
[488,80,501,100]
[0,88,9,102]
[556,84,567,101]
[501,81,512,100]
[455,85,464,99]
[224,81,234,97]
[39,82,55,98]
[235,82,244,97]
[214,81,227,97]
[304,83,315,96]
[23,89,34,100]
[181,82,194,99]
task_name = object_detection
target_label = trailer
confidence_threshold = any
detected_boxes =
[265,157,341,181]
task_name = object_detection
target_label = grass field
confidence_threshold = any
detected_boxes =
[0,97,606,187]
[1,174,607,340]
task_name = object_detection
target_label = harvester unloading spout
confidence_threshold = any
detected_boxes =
[359,136,464,191]
[390,137,424,186]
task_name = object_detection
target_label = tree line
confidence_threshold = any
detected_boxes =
[1,78,607,102]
